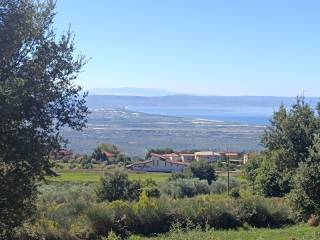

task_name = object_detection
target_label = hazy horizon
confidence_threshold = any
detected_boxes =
[86,87,320,98]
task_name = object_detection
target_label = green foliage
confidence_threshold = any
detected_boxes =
[243,96,320,198]
[18,182,293,239]
[186,161,217,184]
[96,169,142,202]
[80,155,93,169]
[92,143,120,162]
[288,135,320,220]
[142,178,161,198]
[133,225,320,240]
[167,172,189,181]
[87,204,115,236]
[132,192,173,235]
[243,155,263,192]
[236,197,291,228]
[162,178,210,198]
[210,177,240,194]
[262,97,319,171]
[0,0,88,237]
[255,160,291,197]
[114,153,132,166]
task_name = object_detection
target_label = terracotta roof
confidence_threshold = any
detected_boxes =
[103,151,115,158]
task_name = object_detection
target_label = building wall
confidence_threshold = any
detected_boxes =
[131,155,186,172]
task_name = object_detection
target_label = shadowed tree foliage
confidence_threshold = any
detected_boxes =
[0,0,88,237]
[186,161,217,184]
[289,135,320,220]
[262,97,320,171]
[245,97,320,197]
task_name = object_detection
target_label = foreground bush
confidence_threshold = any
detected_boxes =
[17,184,293,239]
[162,178,210,198]
[210,176,240,194]
[96,169,142,202]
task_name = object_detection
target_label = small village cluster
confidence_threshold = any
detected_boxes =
[127,151,248,173]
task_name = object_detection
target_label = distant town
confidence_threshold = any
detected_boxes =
[52,146,249,173]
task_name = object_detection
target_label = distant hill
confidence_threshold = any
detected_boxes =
[87,87,176,96]
[86,95,319,109]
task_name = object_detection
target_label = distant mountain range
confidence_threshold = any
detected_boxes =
[87,87,176,96]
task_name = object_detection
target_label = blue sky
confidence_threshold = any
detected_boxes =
[54,0,320,96]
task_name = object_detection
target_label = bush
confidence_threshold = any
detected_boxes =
[186,161,217,184]
[107,200,137,237]
[87,205,115,236]
[210,177,240,194]
[288,137,320,221]
[167,172,189,181]
[20,183,294,239]
[132,192,173,235]
[96,170,142,202]
[255,160,290,197]
[235,196,292,228]
[230,188,241,198]
[162,178,210,198]
[142,179,161,198]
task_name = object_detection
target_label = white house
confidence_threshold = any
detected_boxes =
[127,153,188,172]
[194,151,220,162]
[180,153,195,162]
[162,153,181,162]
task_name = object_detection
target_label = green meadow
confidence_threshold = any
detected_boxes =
[133,225,320,240]
[49,169,171,183]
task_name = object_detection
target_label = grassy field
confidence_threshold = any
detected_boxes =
[48,166,244,183]
[131,225,320,240]
[48,169,171,183]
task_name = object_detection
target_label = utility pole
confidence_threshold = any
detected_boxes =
[227,151,230,196]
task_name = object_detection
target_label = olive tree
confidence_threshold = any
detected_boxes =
[0,0,88,237]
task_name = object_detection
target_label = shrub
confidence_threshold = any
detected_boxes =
[132,192,173,235]
[186,161,217,184]
[87,205,115,236]
[96,170,142,202]
[162,178,210,198]
[255,159,291,197]
[167,172,189,181]
[142,179,161,198]
[21,183,294,238]
[230,188,241,198]
[107,200,137,237]
[235,196,291,228]
[210,177,239,194]
[288,138,320,220]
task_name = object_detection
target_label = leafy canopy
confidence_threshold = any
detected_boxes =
[0,0,88,237]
